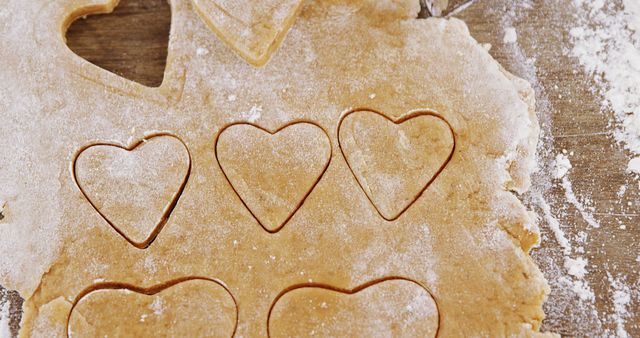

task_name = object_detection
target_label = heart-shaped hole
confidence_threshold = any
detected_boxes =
[215,121,332,233]
[72,133,191,249]
[67,277,238,337]
[268,277,440,337]
[65,0,171,87]
[338,109,456,221]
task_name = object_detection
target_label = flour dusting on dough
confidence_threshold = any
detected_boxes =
[149,297,164,315]
[0,0,551,336]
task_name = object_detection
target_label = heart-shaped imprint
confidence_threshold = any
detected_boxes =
[215,122,331,233]
[192,0,304,66]
[67,277,237,337]
[338,109,455,221]
[73,133,191,249]
[268,277,440,337]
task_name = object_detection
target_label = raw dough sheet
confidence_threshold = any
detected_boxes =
[0,0,553,336]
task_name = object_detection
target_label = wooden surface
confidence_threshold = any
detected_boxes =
[457,1,639,336]
[2,0,638,336]
[66,0,171,87]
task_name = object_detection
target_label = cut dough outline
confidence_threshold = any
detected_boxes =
[1,0,551,334]
[54,0,188,105]
[192,0,305,67]
[337,108,457,221]
[71,132,192,249]
[266,276,441,338]
[65,276,238,338]
[214,120,332,234]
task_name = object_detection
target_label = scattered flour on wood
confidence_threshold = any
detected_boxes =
[536,194,571,255]
[608,274,632,338]
[564,256,588,279]
[566,1,640,334]
[559,177,601,229]
[551,153,596,301]
[628,157,640,175]
[554,153,601,228]
[553,153,572,180]
[570,0,640,175]
[535,192,594,302]
[503,27,518,44]
[497,1,603,330]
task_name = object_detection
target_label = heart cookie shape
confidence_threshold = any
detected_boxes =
[73,133,191,249]
[215,122,331,233]
[192,0,304,66]
[338,109,455,221]
[268,277,440,337]
[67,277,237,337]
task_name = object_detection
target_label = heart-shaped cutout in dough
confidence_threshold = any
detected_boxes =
[192,0,304,66]
[215,122,331,233]
[65,0,171,87]
[67,277,237,337]
[268,277,439,337]
[73,133,191,249]
[338,109,455,221]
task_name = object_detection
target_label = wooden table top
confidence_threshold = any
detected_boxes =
[3,0,639,336]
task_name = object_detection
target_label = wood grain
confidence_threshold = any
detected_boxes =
[458,0,639,335]
[65,0,171,87]
[2,0,638,336]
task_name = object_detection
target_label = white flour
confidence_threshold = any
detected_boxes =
[553,153,572,180]
[551,154,595,300]
[609,274,632,338]
[628,157,640,174]
[503,27,518,44]
[494,0,608,333]
[570,0,640,174]
[568,2,639,334]
[0,300,9,338]
[560,176,601,229]
[536,193,571,255]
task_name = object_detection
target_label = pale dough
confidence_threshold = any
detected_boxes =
[73,134,191,248]
[216,122,332,233]
[67,278,237,337]
[338,109,455,220]
[268,278,439,337]
[0,0,554,336]
[192,0,304,66]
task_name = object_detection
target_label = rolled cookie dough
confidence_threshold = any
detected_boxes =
[192,0,304,66]
[0,0,554,336]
